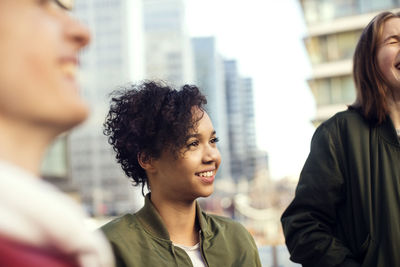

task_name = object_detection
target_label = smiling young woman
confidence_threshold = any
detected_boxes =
[281,11,400,267]
[101,81,261,267]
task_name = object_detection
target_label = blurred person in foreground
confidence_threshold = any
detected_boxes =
[0,0,114,266]
[281,11,400,267]
[102,81,262,267]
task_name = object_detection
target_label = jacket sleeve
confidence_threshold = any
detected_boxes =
[246,230,262,267]
[228,221,262,267]
[110,242,127,267]
[281,125,361,267]
[232,222,262,267]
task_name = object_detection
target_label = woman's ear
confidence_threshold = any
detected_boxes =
[138,152,155,172]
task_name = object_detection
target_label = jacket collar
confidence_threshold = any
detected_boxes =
[136,194,212,241]
[378,116,400,147]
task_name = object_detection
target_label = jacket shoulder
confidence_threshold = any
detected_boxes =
[310,109,370,148]
[320,109,369,132]
[203,212,253,239]
[101,214,137,240]
[202,213,261,266]
[205,212,243,227]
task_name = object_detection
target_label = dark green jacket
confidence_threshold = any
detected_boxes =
[102,194,261,267]
[281,109,400,267]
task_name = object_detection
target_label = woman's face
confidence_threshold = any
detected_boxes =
[151,109,221,202]
[377,17,400,95]
[0,0,90,131]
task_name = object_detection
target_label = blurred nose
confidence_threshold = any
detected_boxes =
[65,15,91,50]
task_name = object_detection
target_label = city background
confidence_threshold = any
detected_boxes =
[40,1,400,266]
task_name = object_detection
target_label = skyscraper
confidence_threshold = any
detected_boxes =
[143,0,195,85]
[224,60,257,183]
[241,77,258,181]
[192,37,232,181]
[67,0,145,215]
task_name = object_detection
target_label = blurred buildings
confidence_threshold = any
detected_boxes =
[191,37,232,182]
[44,0,146,216]
[72,0,145,215]
[241,77,258,184]
[143,0,195,85]
[41,0,268,218]
[41,135,79,200]
[224,60,259,184]
[300,0,400,125]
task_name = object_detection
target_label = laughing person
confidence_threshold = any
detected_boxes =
[281,11,400,266]
[101,81,261,267]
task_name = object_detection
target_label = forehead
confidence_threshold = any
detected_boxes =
[190,109,213,134]
[380,17,400,39]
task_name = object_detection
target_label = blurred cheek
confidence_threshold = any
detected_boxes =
[378,51,391,78]
[0,33,55,93]
[0,9,88,126]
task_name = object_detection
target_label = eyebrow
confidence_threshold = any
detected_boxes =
[187,130,216,139]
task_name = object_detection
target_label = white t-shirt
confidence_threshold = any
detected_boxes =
[174,242,207,267]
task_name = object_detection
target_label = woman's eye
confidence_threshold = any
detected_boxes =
[187,141,199,148]
[387,38,400,45]
[210,137,220,144]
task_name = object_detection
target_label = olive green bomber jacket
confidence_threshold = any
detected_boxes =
[101,194,261,267]
[281,109,400,266]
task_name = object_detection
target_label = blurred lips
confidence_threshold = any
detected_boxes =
[59,57,78,80]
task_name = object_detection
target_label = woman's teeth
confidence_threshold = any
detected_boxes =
[198,171,213,177]
[61,63,77,78]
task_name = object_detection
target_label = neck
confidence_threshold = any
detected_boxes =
[388,98,400,130]
[0,118,58,176]
[150,192,199,246]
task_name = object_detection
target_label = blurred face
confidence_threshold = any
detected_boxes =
[152,109,221,202]
[0,0,90,132]
[377,17,400,95]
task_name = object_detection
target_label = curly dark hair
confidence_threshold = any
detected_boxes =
[103,81,207,194]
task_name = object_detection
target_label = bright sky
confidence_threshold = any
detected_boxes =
[186,0,316,179]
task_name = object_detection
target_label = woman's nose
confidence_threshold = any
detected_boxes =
[203,145,221,164]
[65,14,91,50]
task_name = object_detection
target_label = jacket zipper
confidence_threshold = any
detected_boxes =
[170,243,181,267]
[199,230,209,267]
[172,243,196,267]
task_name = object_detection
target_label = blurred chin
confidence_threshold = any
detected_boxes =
[61,103,89,130]
[40,100,89,133]
[202,187,214,198]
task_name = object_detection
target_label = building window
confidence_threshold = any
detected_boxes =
[359,0,399,14]
[301,0,399,25]
[41,136,68,178]
[310,75,356,106]
[306,30,362,64]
